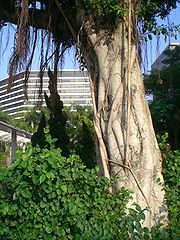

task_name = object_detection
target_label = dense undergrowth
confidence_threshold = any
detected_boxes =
[0,131,178,239]
[158,134,180,239]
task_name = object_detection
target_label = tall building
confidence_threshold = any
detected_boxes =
[151,42,180,70]
[0,70,92,118]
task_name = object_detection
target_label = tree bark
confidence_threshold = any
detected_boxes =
[75,1,167,227]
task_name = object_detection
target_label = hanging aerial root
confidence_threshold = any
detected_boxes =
[24,29,38,100]
[88,73,111,187]
[8,0,30,90]
[124,0,132,171]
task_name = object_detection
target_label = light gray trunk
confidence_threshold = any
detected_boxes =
[75,2,167,228]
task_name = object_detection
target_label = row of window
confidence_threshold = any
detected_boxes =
[0,90,24,102]
[58,89,90,93]
[2,101,25,113]
[1,97,24,109]
[0,71,92,116]
[0,79,24,92]
[28,71,88,78]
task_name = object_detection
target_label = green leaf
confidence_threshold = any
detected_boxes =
[67,186,75,193]
[2,205,9,215]
[57,228,65,237]
[21,189,32,198]
[129,208,137,216]
[27,164,34,172]
[45,226,52,234]
[47,158,56,167]
[40,174,46,184]
[143,227,149,234]
[76,201,84,208]
[144,233,150,240]
[72,205,78,214]
[35,224,42,229]
[129,223,134,233]
[43,162,48,170]
[135,204,142,212]
[56,189,61,195]
[95,165,99,173]
[11,204,18,211]
[137,212,146,221]
[46,171,55,179]
[60,185,67,192]
[21,159,28,168]
[135,221,142,232]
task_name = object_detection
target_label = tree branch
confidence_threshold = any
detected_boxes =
[0,3,75,43]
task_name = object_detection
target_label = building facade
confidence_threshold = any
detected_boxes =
[151,42,180,70]
[0,70,92,118]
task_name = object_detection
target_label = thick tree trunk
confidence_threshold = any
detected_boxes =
[75,1,167,228]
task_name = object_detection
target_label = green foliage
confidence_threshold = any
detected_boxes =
[83,0,127,21]
[1,106,50,134]
[163,150,180,239]
[157,134,180,239]
[0,150,9,167]
[75,120,96,169]
[83,0,179,34]
[149,99,176,145]
[24,107,43,132]
[0,131,170,239]
[146,46,180,149]
[139,0,179,34]
[0,108,10,123]
[143,23,180,42]
[66,106,96,169]
[0,133,128,239]
[31,112,47,149]
[0,106,40,133]
[147,44,180,235]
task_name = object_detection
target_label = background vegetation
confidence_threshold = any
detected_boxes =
[145,45,180,149]
[145,45,180,239]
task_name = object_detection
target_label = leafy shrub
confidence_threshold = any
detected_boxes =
[0,132,169,239]
[0,150,9,167]
[163,151,180,239]
[0,133,127,239]
[158,133,180,239]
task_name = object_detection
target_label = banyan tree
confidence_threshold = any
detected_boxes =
[0,0,179,227]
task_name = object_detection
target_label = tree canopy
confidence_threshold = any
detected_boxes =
[0,0,179,78]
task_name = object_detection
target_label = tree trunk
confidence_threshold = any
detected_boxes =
[75,1,167,228]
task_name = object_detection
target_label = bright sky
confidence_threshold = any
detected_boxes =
[0,4,180,80]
